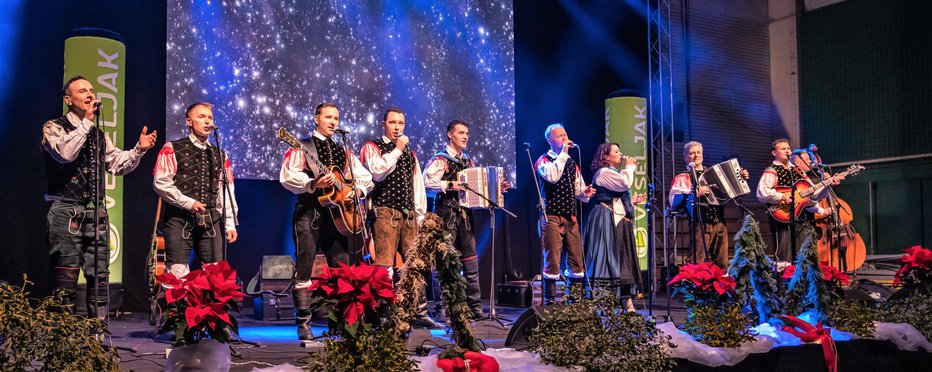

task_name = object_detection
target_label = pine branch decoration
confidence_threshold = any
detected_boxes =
[728,215,783,325]
[785,224,830,321]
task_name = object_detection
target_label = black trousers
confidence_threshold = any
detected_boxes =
[163,206,223,270]
[293,201,361,282]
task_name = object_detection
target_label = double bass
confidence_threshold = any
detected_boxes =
[791,152,867,272]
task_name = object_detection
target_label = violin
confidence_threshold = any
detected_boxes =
[791,152,867,272]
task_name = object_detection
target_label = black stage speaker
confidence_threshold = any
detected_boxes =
[497,281,532,308]
[845,279,894,304]
[504,305,559,349]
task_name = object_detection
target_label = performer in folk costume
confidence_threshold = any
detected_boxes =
[279,102,373,340]
[424,119,510,319]
[535,123,596,304]
[756,138,840,267]
[582,143,645,311]
[360,107,440,328]
[44,75,156,318]
[153,102,239,297]
[668,141,749,270]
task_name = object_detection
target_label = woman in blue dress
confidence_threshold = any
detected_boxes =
[583,143,645,311]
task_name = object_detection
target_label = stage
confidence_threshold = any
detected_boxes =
[108,290,932,371]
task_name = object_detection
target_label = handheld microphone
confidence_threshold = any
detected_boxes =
[93,102,102,108]
[333,128,349,134]
[565,141,577,148]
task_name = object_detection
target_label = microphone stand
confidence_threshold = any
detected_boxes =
[689,165,711,264]
[210,128,256,348]
[457,181,516,329]
[523,144,549,303]
[89,106,138,352]
[91,106,107,323]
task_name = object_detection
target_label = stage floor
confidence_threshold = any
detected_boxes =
[112,293,689,371]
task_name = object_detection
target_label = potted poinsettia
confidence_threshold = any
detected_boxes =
[157,261,245,372]
[307,262,416,371]
[668,262,755,347]
[893,245,932,294]
[783,261,850,298]
[667,261,738,306]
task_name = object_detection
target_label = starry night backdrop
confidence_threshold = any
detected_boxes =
[167,0,516,183]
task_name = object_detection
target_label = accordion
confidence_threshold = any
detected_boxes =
[457,166,505,209]
[698,158,750,205]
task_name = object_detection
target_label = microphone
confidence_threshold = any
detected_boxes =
[523,142,530,149]
[333,128,350,134]
[205,124,218,131]
[565,141,577,148]
[93,102,102,108]
[93,101,102,115]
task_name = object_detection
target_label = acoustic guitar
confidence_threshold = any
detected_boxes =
[277,127,364,235]
[767,164,864,224]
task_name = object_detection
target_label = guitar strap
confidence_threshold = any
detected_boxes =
[299,139,324,178]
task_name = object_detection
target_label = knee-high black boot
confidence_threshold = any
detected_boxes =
[461,257,484,318]
[543,278,557,305]
[566,277,585,304]
[85,277,109,320]
[293,287,313,340]
[53,267,80,314]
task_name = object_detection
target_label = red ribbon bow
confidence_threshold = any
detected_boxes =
[781,315,838,372]
[436,352,500,372]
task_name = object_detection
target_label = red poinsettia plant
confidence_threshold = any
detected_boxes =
[782,261,850,286]
[157,261,245,345]
[667,261,737,305]
[893,245,932,293]
[309,262,396,337]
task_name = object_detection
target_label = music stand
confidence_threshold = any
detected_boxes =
[458,182,516,329]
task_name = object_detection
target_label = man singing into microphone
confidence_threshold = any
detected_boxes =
[43,76,157,318]
[154,102,239,293]
[668,141,748,269]
[535,123,596,304]
[280,102,373,340]
[360,107,440,328]
[756,138,836,266]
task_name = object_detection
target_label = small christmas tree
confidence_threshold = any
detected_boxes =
[729,215,783,325]
[784,224,830,322]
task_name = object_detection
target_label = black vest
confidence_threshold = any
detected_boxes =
[772,164,804,187]
[678,170,725,223]
[432,152,472,209]
[769,164,813,221]
[369,139,416,211]
[297,136,347,204]
[172,137,222,209]
[539,154,578,217]
[44,116,107,204]
[591,175,634,218]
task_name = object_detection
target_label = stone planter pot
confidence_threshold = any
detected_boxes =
[165,339,231,372]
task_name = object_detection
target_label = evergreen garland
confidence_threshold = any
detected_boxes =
[728,215,783,325]
[434,236,482,357]
[784,224,831,322]
[391,214,443,335]
[391,213,481,358]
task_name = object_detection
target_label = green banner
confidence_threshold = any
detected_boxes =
[64,34,126,284]
[605,96,649,270]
